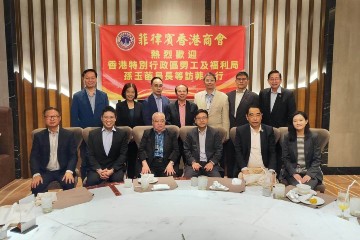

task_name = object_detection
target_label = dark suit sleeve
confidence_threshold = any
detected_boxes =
[30,134,42,175]
[65,132,78,172]
[210,130,223,164]
[167,131,180,163]
[234,128,247,170]
[282,134,296,177]
[267,128,277,171]
[252,93,259,106]
[183,131,196,165]
[111,131,128,171]
[115,102,122,126]
[306,134,322,179]
[138,130,150,161]
[287,91,296,125]
[165,105,172,125]
[142,100,152,125]
[70,94,81,127]
[87,131,102,170]
[258,90,264,114]
[104,93,109,106]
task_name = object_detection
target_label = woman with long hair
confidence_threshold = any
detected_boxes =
[282,111,323,189]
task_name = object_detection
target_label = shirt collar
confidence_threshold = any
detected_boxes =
[250,125,263,134]
[102,126,116,132]
[206,89,216,96]
[198,126,207,134]
[178,101,186,107]
[48,125,60,134]
[85,88,96,96]
[271,87,282,94]
[153,93,162,99]
[236,89,247,94]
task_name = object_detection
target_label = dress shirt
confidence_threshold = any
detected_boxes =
[205,90,215,111]
[86,88,96,114]
[270,87,281,112]
[153,94,163,112]
[247,126,265,168]
[46,126,60,171]
[178,101,186,127]
[102,126,116,156]
[154,131,164,157]
[234,89,245,117]
[198,127,208,162]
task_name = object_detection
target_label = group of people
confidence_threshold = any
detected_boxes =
[30,69,323,195]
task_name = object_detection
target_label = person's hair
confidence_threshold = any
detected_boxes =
[175,84,188,94]
[203,72,216,81]
[121,83,138,99]
[101,106,117,117]
[152,112,165,120]
[43,107,61,116]
[82,69,98,78]
[236,71,249,79]
[267,69,282,80]
[195,109,209,118]
[288,111,310,141]
[150,76,163,85]
[246,105,261,115]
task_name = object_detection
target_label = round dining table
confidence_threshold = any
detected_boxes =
[6,180,360,240]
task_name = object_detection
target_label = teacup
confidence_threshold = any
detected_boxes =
[296,183,311,195]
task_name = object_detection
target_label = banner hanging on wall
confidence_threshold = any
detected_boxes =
[100,25,246,100]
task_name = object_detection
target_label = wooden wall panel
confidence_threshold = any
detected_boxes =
[60,95,71,127]
[296,88,306,112]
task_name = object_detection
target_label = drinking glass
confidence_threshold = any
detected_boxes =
[337,191,350,219]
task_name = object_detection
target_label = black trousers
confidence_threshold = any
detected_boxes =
[31,170,75,195]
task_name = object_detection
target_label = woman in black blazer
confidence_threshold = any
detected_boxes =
[282,111,323,189]
[116,83,144,178]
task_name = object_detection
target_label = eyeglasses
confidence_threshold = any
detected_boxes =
[195,117,208,121]
[153,119,165,123]
[269,78,281,81]
[153,84,163,88]
[45,115,60,119]
[236,77,248,82]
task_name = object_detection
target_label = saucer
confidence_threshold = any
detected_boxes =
[137,178,158,184]
[298,195,325,206]
[294,188,317,196]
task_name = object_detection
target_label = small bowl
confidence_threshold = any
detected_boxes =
[296,184,311,194]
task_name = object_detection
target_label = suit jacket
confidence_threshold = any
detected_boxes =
[115,100,144,127]
[71,89,109,128]
[227,89,259,128]
[183,126,223,165]
[138,128,180,166]
[30,128,77,175]
[87,127,128,171]
[234,124,276,172]
[142,94,170,125]
[282,132,323,181]
[194,90,230,136]
[259,87,296,128]
[165,100,198,127]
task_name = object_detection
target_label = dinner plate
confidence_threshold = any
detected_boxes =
[209,186,229,191]
[298,195,325,206]
[137,178,158,184]
[293,188,317,196]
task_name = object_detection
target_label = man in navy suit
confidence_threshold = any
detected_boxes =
[142,77,170,125]
[30,107,77,195]
[70,69,109,180]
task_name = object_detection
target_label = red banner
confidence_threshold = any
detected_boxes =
[100,25,246,100]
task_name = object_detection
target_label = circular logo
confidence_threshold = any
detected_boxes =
[116,31,135,51]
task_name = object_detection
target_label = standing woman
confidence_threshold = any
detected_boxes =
[116,83,144,178]
[282,111,323,189]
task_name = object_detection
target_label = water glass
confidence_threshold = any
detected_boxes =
[191,177,198,187]
[124,178,133,188]
[350,197,360,217]
[41,193,53,213]
[273,183,286,199]
[198,176,208,190]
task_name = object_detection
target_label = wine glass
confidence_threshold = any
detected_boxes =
[337,190,350,219]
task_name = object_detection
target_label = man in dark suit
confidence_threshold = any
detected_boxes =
[183,109,222,178]
[86,106,128,186]
[30,107,77,195]
[138,112,179,177]
[226,71,259,177]
[259,70,296,128]
[142,77,170,125]
[234,106,276,177]
[70,69,109,180]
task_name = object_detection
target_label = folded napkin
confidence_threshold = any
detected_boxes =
[231,178,242,185]
[151,184,170,191]
[209,181,229,191]
[286,190,300,203]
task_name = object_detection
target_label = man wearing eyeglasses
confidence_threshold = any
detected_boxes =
[30,107,77,195]
[142,77,170,125]
[183,109,222,178]
[138,112,179,177]
[86,106,128,186]
[226,71,259,177]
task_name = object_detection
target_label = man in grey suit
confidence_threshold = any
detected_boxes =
[226,71,259,177]
[86,106,128,186]
[183,109,222,178]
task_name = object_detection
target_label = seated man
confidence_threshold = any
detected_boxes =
[234,105,277,177]
[30,107,77,195]
[86,106,128,186]
[138,112,179,177]
[183,109,222,178]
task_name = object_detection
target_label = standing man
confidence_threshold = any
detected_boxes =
[183,109,222,178]
[138,112,179,177]
[86,106,128,186]
[30,107,77,195]
[226,71,259,177]
[142,77,170,125]
[194,72,230,137]
[234,106,277,177]
[70,69,109,180]
[259,70,296,128]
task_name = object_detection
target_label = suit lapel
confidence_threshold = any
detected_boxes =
[185,101,191,125]
[271,87,283,113]
[197,92,207,110]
